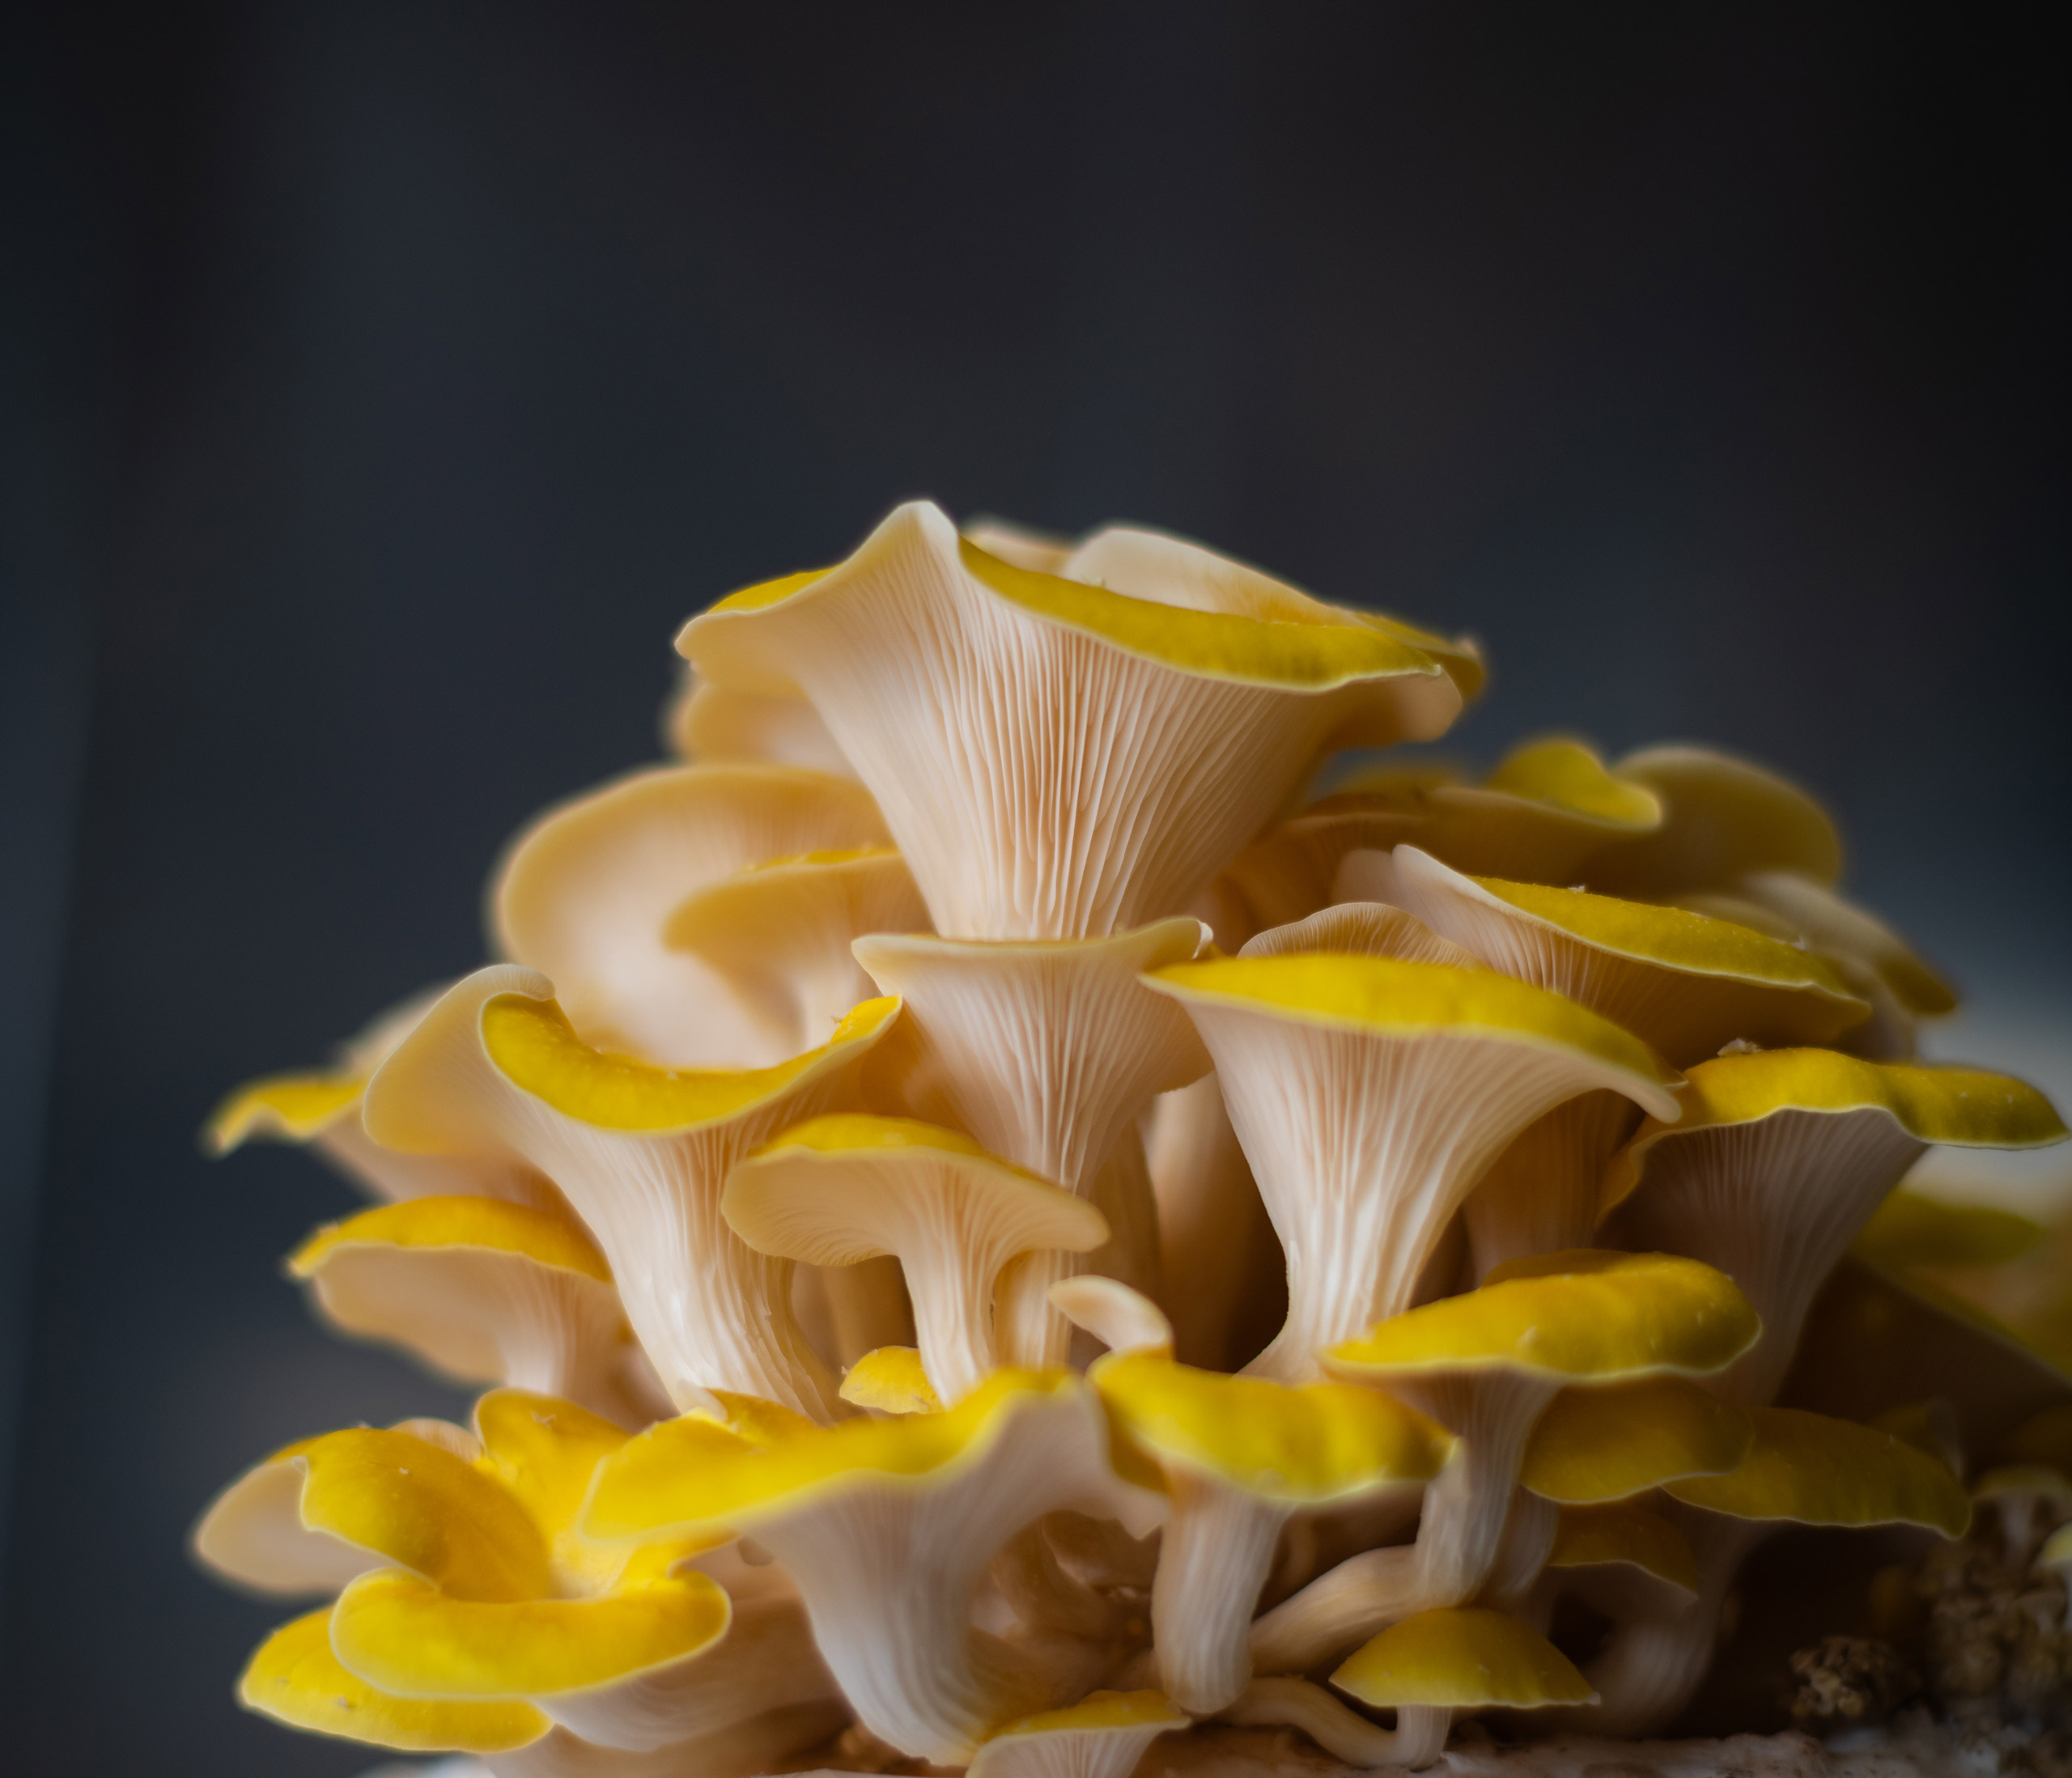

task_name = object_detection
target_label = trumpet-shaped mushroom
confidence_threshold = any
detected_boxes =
[855,920,1211,1364]
[584,1369,1159,1766]
[287,1196,646,1425]
[963,1690,1188,1778]
[1377,847,1869,1276]
[362,965,902,1419]
[1067,1283,1451,1712]
[1519,1375,1755,1506]
[677,502,1467,941]
[492,763,890,1067]
[662,848,929,1059]
[1248,1251,1756,1674]
[1603,1050,2068,1405]
[1141,955,1679,1381]
[723,1114,1109,1403]
[1328,1606,1596,1770]
[1574,1405,1971,1735]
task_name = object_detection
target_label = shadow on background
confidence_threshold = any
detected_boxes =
[2,5,2066,1772]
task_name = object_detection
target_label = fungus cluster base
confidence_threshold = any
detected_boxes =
[199,506,2070,1778]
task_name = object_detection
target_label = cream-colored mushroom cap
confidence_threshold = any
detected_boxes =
[1331,1606,1597,1710]
[724,1114,1109,1402]
[1666,1406,1971,1537]
[1520,1376,1755,1504]
[679,502,1466,940]
[1324,1250,1760,1385]
[965,1690,1189,1778]
[665,673,854,779]
[491,762,890,1066]
[1383,851,1871,1066]
[285,1196,635,1419]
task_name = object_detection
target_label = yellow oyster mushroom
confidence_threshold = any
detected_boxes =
[1329,1606,1595,1770]
[678,502,1467,943]
[1381,847,1869,1277]
[965,1689,1189,1778]
[664,669,855,780]
[1547,1501,1702,1596]
[361,965,902,1419]
[1250,1252,1756,1674]
[1580,743,1843,897]
[492,762,891,1068]
[1852,1189,2044,1273]
[839,1343,945,1415]
[855,919,1212,1366]
[1143,955,1679,1383]
[206,984,555,1210]
[287,1195,648,1427]
[1520,1375,1755,1505]
[1074,1290,1451,1713]
[724,1115,1110,1403]
[584,1369,1159,1766]
[662,847,930,1059]
[1603,1048,2068,1406]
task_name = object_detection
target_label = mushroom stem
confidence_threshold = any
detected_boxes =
[1464,1091,1639,1279]
[1248,1543,1420,1674]
[1221,1677,1449,1770]
[1149,1471,1290,1713]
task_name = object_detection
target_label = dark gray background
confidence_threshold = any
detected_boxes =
[2,4,2066,1772]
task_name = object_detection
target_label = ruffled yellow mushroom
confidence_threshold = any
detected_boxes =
[963,1689,1188,1778]
[492,762,891,1067]
[1519,1375,1755,1507]
[677,502,1468,942]
[585,1368,1160,1766]
[1573,1405,1971,1735]
[1327,1606,1596,1769]
[1603,1049,2069,1405]
[1579,744,1843,898]
[1378,847,1868,1276]
[724,1115,1109,1403]
[361,965,902,1419]
[287,1196,648,1426]
[664,671,855,779]
[855,919,1211,1365]
[1142,956,1680,1382]
[1067,1283,1451,1712]
[1249,1251,1756,1673]
[662,847,929,1059]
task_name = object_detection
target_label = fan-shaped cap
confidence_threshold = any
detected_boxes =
[1323,1250,1760,1386]
[679,503,1466,940]
[1331,1606,1596,1710]
[1666,1406,1970,1537]
[491,762,890,1067]
[1521,1376,1755,1504]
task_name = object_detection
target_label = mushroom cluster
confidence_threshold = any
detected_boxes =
[199,503,2070,1776]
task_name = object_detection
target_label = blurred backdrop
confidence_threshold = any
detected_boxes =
[2,4,2066,1771]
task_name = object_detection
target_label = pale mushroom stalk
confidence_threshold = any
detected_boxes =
[677,502,1468,942]
[1143,956,1679,1384]
[855,921,1211,1366]
[362,966,903,1419]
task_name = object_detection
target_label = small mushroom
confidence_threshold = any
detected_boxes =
[724,1114,1110,1403]
[492,762,890,1067]
[677,501,1467,943]
[287,1195,645,1426]
[1327,1606,1596,1769]
[584,1369,1160,1767]
[1603,1049,2068,1405]
[362,966,903,1419]
[964,1689,1189,1778]
[1142,954,1679,1383]
[1968,1464,2072,1570]
[855,920,1211,1365]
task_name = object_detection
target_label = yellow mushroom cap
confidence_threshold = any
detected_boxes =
[1520,1375,1756,1504]
[289,1195,610,1284]
[1091,1350,1453,1506]
[1547,1503,1702,1595]
[1853,1190,2044,1273]
[1331,1606,1597,1710]
[839,1345,945,1415]
[1480,736,1662,830]
[2039,1522,2072,1572]
[206,1069,367,1152]
[238,1607,549,1753]
[1667,1406,1971,1537]
[1325,1251,1760,1385]
[585,1368,1084,1542]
